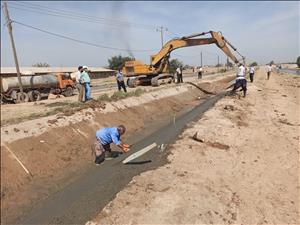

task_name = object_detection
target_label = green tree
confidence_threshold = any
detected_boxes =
[250,62,258,67]
[296,56,300,68]
[32,62,50,67]
[269,60,274,65]
[183,64,192,70]
[169,59,183,74]
[108,55,134,70]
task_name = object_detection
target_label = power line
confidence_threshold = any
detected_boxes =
[8,5,139,30]
[9,1,157,30]
[9,1,145,26]
[12,20,158,53]
[166,29,181,38]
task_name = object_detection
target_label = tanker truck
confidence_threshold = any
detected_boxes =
[0,73,75,103]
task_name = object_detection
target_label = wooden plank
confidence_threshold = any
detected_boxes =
[2,143,32,176]
[122,143,157,164]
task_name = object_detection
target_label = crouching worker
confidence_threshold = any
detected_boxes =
[92,125,130,165]
[230,63,247,97]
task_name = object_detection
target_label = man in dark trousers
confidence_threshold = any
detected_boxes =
[249,66,255,82]
[176,66,183,83]
[266,64,272,80]
[92,125,130,165]
[230,63,247,97]
[116,69,127,92]
[198,66,203,79]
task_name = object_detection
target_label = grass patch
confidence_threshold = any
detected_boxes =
[46,101,85,108]
[1,88,146,126]
[97,88,145,102]
[46,102,70,108]
[1,109,63,126]
[97,93,111,101]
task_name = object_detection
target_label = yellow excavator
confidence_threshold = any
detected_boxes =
[122,31,244,87]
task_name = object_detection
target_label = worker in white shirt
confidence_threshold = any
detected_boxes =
[230,63,247,97]
[76,66,85,102]
[198,66,203,79]
[176,66,183,83]
[266,64,272,80]
[249,66,255,83]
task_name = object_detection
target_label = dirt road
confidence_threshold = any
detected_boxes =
[88,68,300,224]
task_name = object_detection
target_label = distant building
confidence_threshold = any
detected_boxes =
[0,67,116,79]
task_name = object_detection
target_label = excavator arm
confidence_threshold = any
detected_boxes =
[123,30,244,87]
[151,31,242,72]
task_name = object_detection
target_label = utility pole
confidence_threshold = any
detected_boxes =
[200,51,203,67]
[2,2,24,99]
[156,26,168,48]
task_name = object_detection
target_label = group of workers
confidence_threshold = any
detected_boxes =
[90,63,274,166]
[76,66,92,102]
[176,66,203,83]
[76,67,128,102]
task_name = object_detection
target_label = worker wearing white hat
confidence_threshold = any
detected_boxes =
[80,66,92,101]
[76,66,85,102]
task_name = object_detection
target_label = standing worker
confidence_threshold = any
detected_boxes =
[179,66,183,83]
[266,64,272,80]
[92,125,130,165]
[198,66,203,79]
[230,63,247,97]
[176,67,181,84]
[249,65,255,83]
[176,66,183,83]
[81,66,92,101]
[75,66,85,102]
[116,69,127,92]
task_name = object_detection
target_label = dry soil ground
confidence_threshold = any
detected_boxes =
[87,68,300,225]
[0,68,232,126]
[1,71,234,224]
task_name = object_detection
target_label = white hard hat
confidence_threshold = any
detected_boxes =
[82,66,88,69]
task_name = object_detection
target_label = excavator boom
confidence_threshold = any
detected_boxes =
[123,31,244,87]
[151,31,240,69]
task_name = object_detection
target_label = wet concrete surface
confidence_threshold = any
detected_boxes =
[14,92,226,225]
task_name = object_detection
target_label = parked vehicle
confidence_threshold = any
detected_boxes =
[1,73,75,103]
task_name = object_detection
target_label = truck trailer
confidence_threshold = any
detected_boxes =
[1,73,75,103]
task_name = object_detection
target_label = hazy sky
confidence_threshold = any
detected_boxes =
[1,1,299,67]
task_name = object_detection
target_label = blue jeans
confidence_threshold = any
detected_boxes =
[84,82,91,100]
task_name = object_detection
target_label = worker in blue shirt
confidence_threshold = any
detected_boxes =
[116,69,127,92]
[81,66,92,101]
[92,125,130,165]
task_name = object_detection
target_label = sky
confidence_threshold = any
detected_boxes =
[1,1,299,67]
